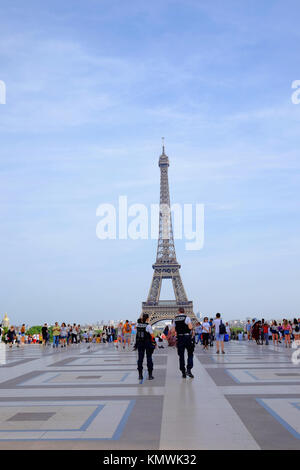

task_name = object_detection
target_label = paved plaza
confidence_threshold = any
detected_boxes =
[0,340,299,449]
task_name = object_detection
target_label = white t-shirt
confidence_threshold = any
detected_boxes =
[202,322,210,333]
[213,318,222,335]
[60,327,67,337]
[146,324,153,335]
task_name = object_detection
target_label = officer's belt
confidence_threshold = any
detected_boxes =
[177,333,191,336]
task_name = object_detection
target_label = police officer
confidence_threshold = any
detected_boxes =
[136,313,155,381]
[172,307,194,378]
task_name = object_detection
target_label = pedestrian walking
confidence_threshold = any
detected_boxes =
[213,313,226,354]
[136,314,155,380]
[171,307,194,378]
[195,322,202,345]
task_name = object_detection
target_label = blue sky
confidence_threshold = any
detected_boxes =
[0,0,300,325]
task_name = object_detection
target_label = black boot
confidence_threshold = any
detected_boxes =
[148,372,154,380]
[187,370,194,378]
[182,369,187,378]
[138,372,143,380]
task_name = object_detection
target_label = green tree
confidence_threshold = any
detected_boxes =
[26,325,42,336]
[1,326,9,342]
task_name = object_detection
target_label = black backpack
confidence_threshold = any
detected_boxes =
[219,320,226,335]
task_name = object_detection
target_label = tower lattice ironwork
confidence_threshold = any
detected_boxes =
[142,143,196,325]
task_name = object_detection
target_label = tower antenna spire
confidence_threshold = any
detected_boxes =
[162,137,165,154]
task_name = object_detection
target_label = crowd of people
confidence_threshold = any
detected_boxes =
[1,316,300,352]
[245,318,300,347]
[2,312,300,384]
[163,315,231,354]
[0,321,138,350]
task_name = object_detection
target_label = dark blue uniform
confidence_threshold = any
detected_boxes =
[174,314,194,374]
[136,322,154,377]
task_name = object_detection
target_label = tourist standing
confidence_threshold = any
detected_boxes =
[67,325,72,345]
[112,326,116,342]
[7,326,16,348]
[271,321,279,345]
[246,320,251,340]
[209,318,214,347]
[277,323,282,343]
[136,313,155,380]
[171,307,194,378]
[60,323,67,348]
[251,320,261,345]
[122,320,132,349]
[20,324,26,347]
[201,317,211,350]
[195,322,202,345]
[251,319,256,340]
[260,319,266,344]
[52,322,60,348]
[71,324,78,344]
[293,318,300,342]
[225,322,231,341]
[131,323,136,345]
[77,325,82,343]
[262,321,269,345]
[88,327,93,343]
[116,322,123,349]
[42,323,48,346]
[213,313,226,354]
[105,327,110,342]
[283,320,292,348]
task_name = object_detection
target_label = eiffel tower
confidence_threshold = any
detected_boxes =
[142,142,196,325]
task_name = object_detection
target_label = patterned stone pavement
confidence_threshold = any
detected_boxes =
[0,340,299,449]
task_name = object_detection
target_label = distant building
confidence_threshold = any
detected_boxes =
[2,313,9,328]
